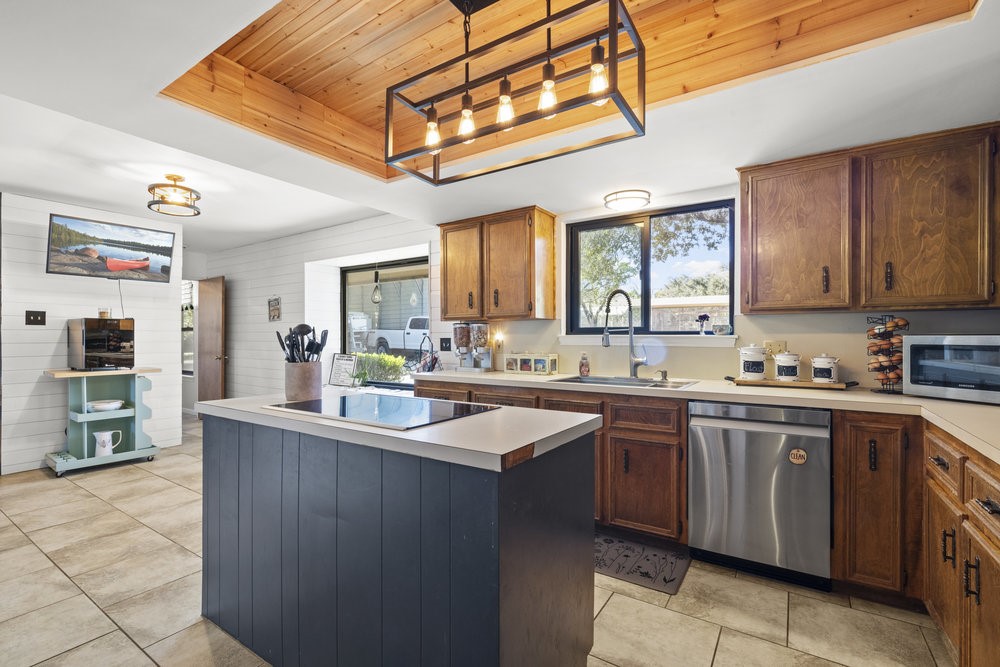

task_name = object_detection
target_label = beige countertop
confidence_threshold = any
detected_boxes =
[196,386,601,472]
[414,371,1000,465]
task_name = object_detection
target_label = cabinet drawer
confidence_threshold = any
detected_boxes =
[540,395,604,415]
[965,462,1000,547]
[471,391,537,408]
[925,428,966,498]
[608,398,681,436]
[413,386,471,402]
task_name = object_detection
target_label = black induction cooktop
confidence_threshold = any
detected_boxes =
[265,393,498,430]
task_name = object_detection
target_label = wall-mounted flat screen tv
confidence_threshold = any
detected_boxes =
[46,214,175,283]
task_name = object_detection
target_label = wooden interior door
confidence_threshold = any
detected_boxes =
[741,156,853,312]
[483,210,532,319]
[197,276,226,402]
[440,221,482,320]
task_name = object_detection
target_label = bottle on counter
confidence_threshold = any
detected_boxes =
[579,352,590,377]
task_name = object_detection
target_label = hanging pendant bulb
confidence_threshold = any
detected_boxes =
[424,105,442,155]
[496,77,515,131]
[458,92,476,144]
[589,40,609,106]
[371,270,383,305]
[538,62,557,119]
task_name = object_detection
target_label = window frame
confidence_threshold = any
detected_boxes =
[566,199,735,335]
[339,256,430,356]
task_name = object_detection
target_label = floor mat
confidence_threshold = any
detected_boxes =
[594,530,690,595]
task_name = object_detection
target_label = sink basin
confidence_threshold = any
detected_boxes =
[554,376,696,390]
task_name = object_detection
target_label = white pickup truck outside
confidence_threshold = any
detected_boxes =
[365,316,430,357]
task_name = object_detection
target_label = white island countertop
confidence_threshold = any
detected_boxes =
[414,372,1000,465]
[197,386,602,472]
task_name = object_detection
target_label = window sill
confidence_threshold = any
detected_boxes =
[558,334,738,348]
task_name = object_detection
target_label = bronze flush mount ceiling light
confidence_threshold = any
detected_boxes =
[147,174,201,217]
[385,0,646,186]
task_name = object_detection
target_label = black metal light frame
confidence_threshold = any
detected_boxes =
[385,0,645,186]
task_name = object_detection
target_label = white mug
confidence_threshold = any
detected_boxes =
[93,430,123,457]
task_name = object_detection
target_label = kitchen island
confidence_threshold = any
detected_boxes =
[196,388,602,667]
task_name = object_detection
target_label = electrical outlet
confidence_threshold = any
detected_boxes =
[763,340,787,356]
[25,310,46,326]
[440,337,452,352]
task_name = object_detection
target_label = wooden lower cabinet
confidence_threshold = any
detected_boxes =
[607,433,683,539]
[833,411,922,596]
[962,522,1000,667]
[925,477,966,652]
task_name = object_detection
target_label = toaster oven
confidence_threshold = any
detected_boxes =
[68,318,135,370]
[903,335,1000,405]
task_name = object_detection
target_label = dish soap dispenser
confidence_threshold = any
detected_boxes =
[579,352,590,377]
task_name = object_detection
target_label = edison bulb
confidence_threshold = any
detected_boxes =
[458,92,475,144]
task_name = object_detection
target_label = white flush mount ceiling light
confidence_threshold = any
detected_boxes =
[604,189,650,211]
[147,174,201,217]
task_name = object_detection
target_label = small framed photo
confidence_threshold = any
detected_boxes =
[533,358,548,373]
[519,358,532,372]
[505,357,518,371]
[268,297,281,322]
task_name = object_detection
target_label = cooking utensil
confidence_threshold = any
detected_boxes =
[317,330,328,358]
[276,331,290,361]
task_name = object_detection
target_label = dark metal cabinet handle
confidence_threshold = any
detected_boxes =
[868,439,878,471]
[942,528,956,566]
[822,266,830,294]
[975,497,1000,516]
[928,455,950,470]
[964,557,982,605]
[493,288,499,307]
[468,292,474,309]
[623,448,630,474]
[884,261,894,291]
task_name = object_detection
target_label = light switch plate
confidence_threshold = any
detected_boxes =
[763,340,787,356]
[25,310,46,325]
[440,337,452,351]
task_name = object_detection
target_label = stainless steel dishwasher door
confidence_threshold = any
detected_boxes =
[688,410,831,579]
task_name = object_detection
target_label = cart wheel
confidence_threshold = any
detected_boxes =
[147,456,155,462]
[56,471,64,478]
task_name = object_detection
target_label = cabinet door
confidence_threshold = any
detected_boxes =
[963,522,1000,667]
[608,434,682,539]
[440,221,483,320]
[741,156,853,312]
[540,392,607,522]
[483,210,533,319]
[861,129,995,308]
[833,415,906,591]
[924,478,965,652]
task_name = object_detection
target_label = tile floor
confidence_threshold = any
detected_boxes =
[0,415,955,666]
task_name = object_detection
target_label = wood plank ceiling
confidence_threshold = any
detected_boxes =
[162,0,978,181]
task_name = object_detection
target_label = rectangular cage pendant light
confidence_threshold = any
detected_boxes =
[385,0,645,186]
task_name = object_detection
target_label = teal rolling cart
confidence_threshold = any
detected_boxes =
[44,368,161,476]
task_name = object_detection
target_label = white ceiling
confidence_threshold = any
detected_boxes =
[1,1,999,252]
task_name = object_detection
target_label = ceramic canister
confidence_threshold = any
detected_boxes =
[811,353,840,383]
[773,352,801,382]
[738,344,767,380]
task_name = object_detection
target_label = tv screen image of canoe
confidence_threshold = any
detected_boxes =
[46,214,176,283]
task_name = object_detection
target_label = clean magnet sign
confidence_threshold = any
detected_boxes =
[788,448,808,465]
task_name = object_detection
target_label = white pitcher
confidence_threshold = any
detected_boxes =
[93,430,123,457]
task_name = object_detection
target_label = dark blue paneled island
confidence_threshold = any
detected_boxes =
[197,389,602,667]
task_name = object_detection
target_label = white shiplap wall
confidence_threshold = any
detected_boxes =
[1,193,183,475]
[196,213,443,399]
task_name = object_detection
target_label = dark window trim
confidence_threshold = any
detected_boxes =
[566,199,735,335]
[339,256,429,357]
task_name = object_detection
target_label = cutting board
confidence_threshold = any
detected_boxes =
[724,377,859,390]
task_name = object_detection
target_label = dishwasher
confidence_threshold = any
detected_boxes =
[688,401,832,588]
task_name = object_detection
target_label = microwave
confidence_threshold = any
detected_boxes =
[68,318,135,371]
[903,335,1000,405]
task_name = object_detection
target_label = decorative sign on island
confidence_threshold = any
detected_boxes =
[328,353,357,386]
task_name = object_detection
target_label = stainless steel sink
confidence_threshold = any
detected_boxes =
[554,376,696,390]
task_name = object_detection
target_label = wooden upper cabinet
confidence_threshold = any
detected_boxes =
[740,155,853,312]
[440,206,555,321]
[440,220,483,320]
[861,128,996,309]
